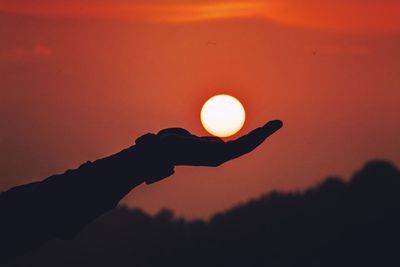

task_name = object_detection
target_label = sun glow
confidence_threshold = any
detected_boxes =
[201,94,246,138]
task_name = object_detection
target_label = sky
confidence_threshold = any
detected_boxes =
[1,0,400,219]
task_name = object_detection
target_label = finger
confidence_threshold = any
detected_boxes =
[158,128,192,136]
[225,120,283,160]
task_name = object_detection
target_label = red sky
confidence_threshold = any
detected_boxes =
[1,0,400,33]
[1,0,400,218]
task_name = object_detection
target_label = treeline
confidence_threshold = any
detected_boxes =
[8,160,400,267]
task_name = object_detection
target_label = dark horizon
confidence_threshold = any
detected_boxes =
[5,159,400,267]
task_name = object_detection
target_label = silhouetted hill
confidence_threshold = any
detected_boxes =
[6,160,400,267]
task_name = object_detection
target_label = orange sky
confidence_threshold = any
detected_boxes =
[1,0,400,33]
[1,0,400,218]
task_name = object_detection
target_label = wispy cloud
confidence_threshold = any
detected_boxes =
[0,44,53,61]
[0,1,264,21]
[0,0,399,33]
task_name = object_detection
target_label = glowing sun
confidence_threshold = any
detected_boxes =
[201,94,246,137]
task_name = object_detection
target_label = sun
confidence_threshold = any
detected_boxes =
[201,94,246,137]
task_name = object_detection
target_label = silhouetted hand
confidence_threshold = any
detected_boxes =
[0,120,283,262]
[136,120,283,168]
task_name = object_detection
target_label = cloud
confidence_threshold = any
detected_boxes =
[0,47,26,61]
[0,44,52,61]
[0,1,264,22]
[32,45,53,57]
[0,0,399,33]
[266,0,400,34]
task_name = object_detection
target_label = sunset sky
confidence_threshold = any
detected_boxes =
[1,0,399,219]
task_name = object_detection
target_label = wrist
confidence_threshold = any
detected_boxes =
[134,133,175,184]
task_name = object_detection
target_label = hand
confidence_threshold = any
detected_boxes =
[136,120,283,167]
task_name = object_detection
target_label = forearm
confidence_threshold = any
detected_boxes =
[0,144,173,262]
[34,145,149,238]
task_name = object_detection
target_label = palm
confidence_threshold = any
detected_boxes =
[157,120,283,166]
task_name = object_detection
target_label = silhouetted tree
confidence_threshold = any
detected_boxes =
[5,160,400,267]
